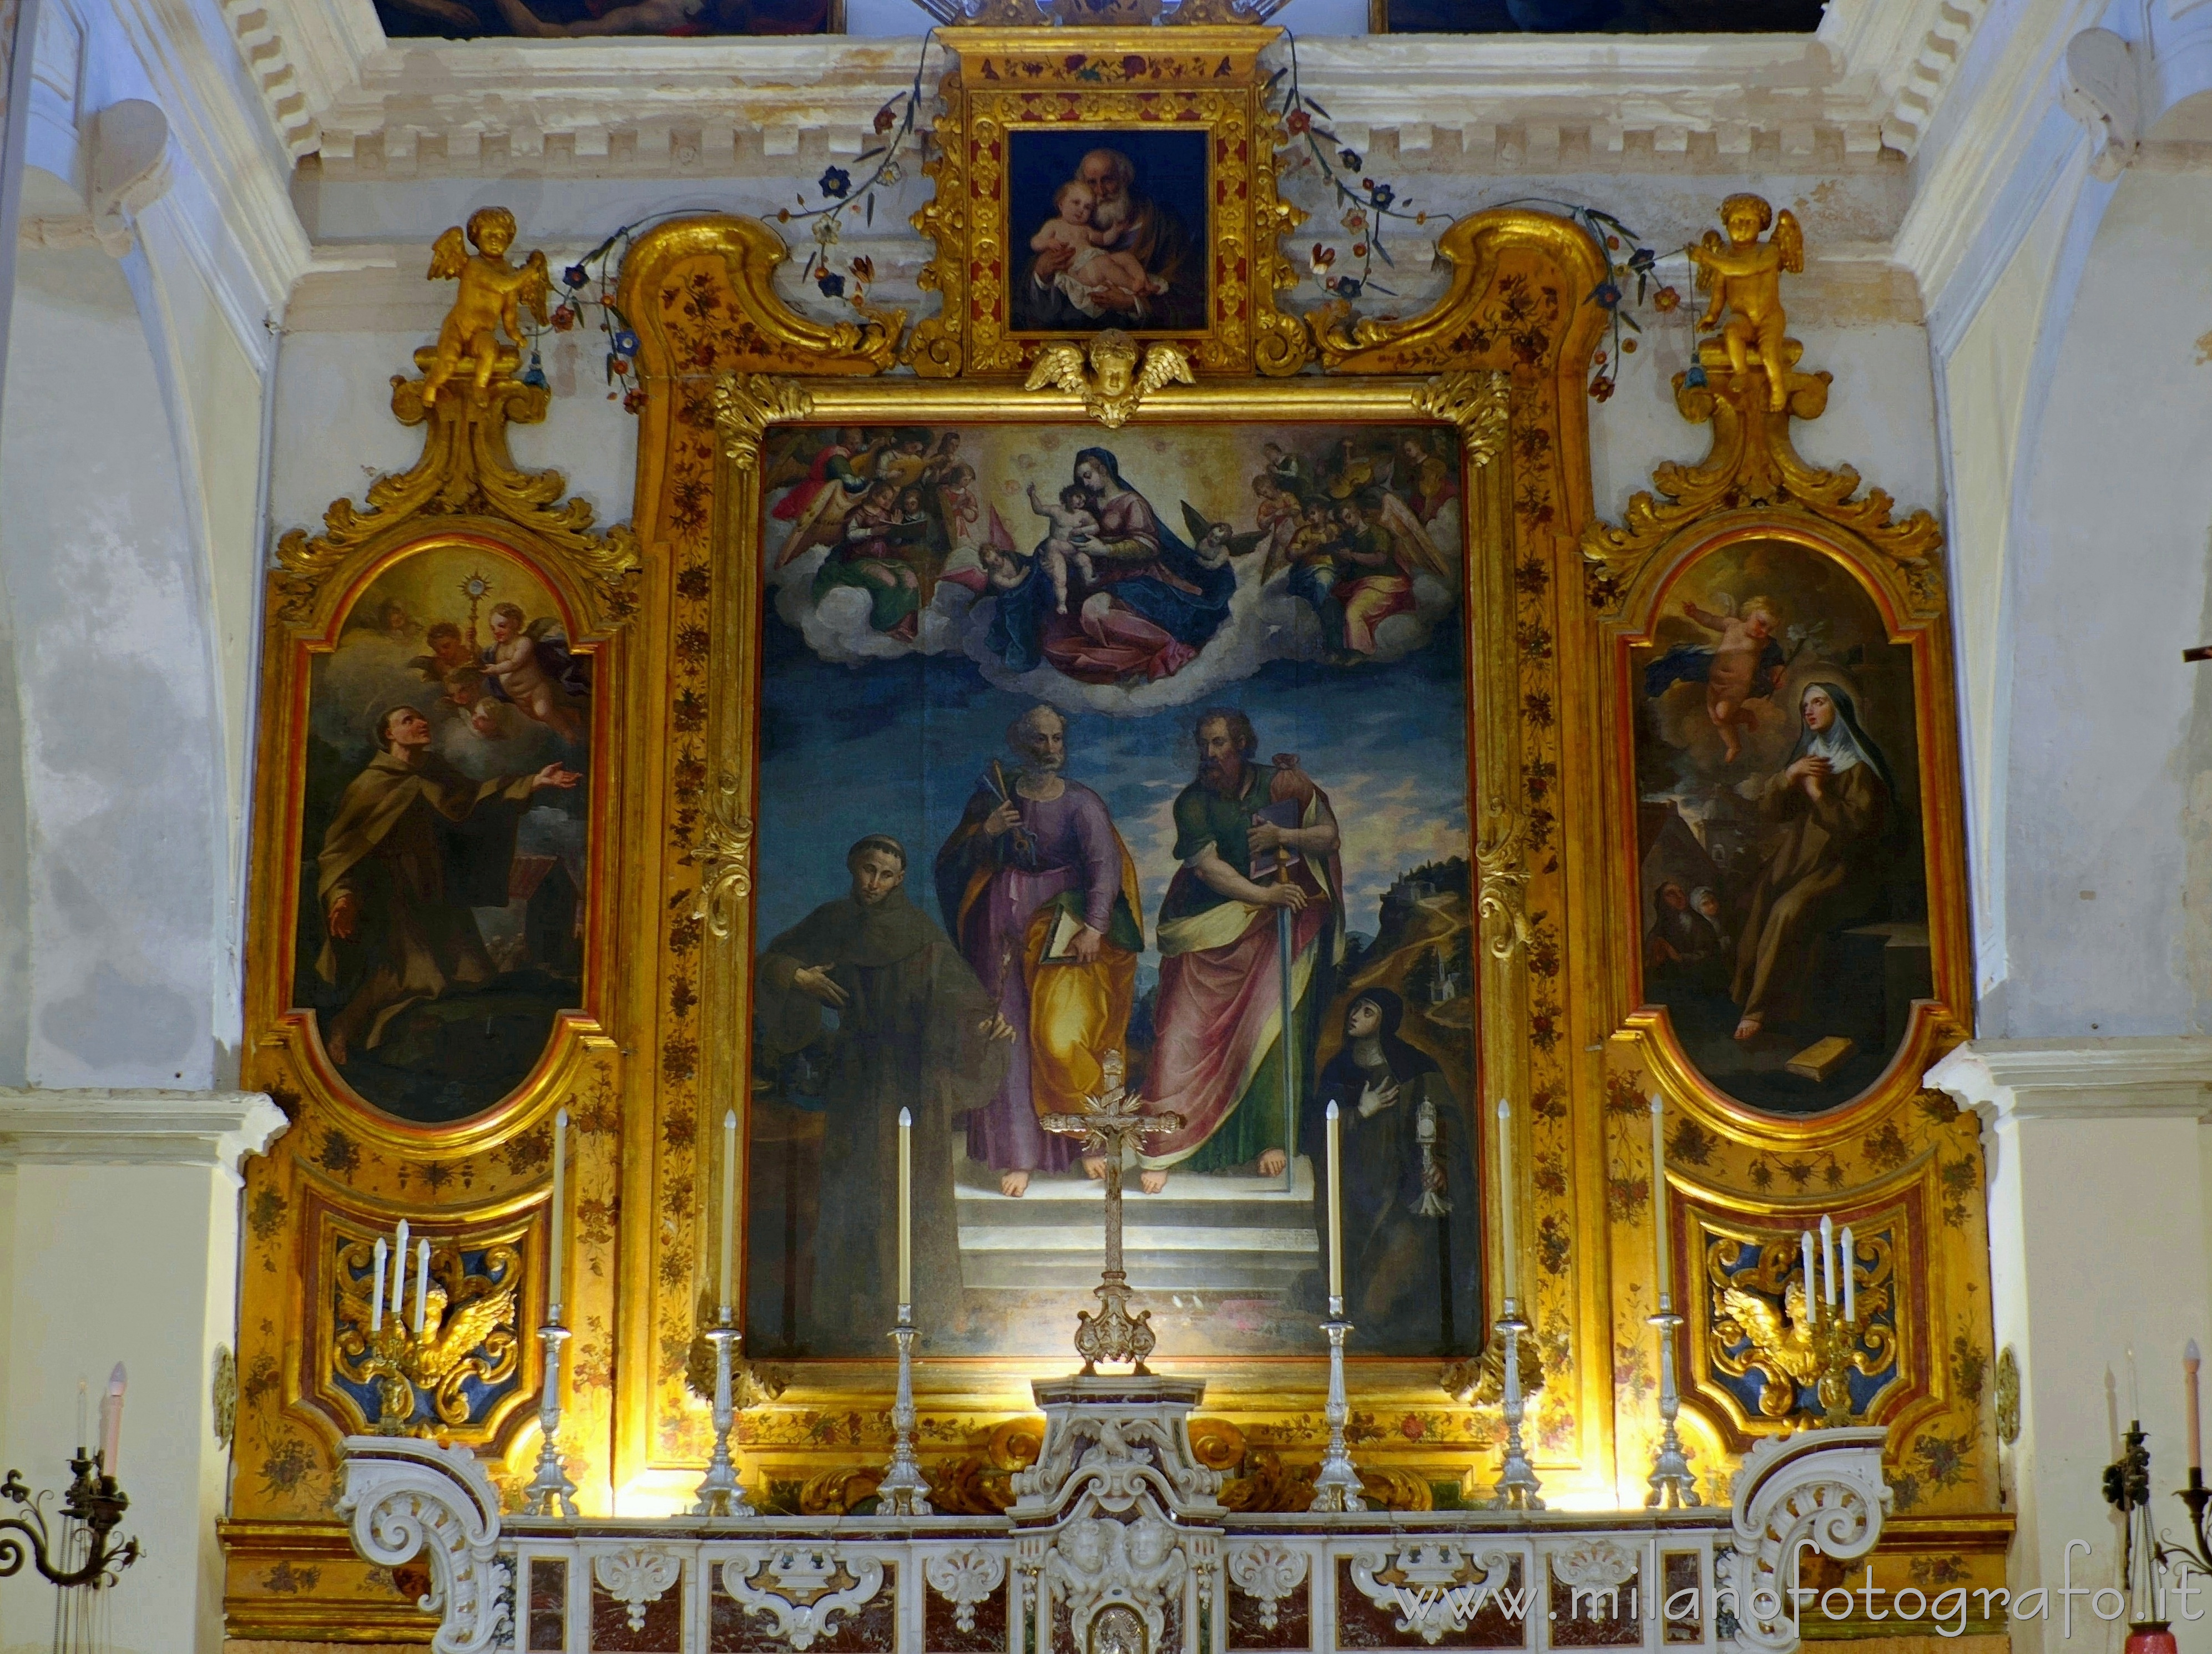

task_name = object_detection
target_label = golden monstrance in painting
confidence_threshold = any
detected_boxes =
[223,25,2005,1650]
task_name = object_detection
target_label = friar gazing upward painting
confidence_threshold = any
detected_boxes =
[297,554,592,1124]
[742,418,1484,1361]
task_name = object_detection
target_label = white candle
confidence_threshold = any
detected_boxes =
[371,1239,387,1333]
[75,1379,87,1453]
[393,1220,410,1316]
[413,1238,431,1335]
[2186,1340,2203,1472]
[1840,1227,1855,1323]
[1648,1095,1669,1306]
[2130,1346,2142,1422]
[1800,1230,1816,1311]
[897,1106,913,1311]
[1326,1101,1344,1302]
[718,1109,738,1319]
[1496,1100,1516,1306]
[1820,1213,1836,1307]
[548,1107,569,1315]
[99,1364,125,1475]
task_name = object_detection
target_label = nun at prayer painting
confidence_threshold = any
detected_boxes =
[1630,539,1928,1117]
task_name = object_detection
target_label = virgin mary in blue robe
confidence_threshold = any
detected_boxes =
[986,447,1234,685]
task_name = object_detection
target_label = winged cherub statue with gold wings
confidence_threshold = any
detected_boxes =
[422,206,551,407]
[1686,193,1804,414]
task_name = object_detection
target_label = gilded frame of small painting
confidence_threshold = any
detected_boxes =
[909,25,1313,381]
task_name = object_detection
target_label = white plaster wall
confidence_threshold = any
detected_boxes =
[0,245,229,1087]
[270,325,638,545]
[1588,315,1939,527]
[0,1157,248,1654]
[2001,168,2212,1038]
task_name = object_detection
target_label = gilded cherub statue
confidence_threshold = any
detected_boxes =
[422,206,551,407]
[1686,194,1804,413]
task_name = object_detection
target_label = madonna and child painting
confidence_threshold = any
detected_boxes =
[744,419,1485,1362]
[1632,540,1930,1117]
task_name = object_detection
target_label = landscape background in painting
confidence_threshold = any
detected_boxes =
[744,419,1482,1362]
[295,550,590,1124]
[1631,540,1926,1116]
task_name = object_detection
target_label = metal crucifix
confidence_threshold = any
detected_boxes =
[1042,1051,1184,1375]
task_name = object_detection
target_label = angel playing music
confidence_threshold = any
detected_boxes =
[422,206,552,407]
[1686,193,1804,414]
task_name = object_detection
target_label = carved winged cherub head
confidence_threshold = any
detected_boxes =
[1088,331,1140,399]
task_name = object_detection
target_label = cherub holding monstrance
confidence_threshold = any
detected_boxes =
[422,206,551,407]
[1686,193,1804,413]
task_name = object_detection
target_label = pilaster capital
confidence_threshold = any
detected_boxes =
[0,1088,289,1181]
[1926,1036,2212,1125]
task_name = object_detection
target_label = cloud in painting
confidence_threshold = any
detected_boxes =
[761,449,1465,716]
[768,544,979,664]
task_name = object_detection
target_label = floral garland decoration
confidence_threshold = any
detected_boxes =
[770,31,940,312]
[1268,34,1678,402]
[522,33,1682,409]
[499,34,940,416]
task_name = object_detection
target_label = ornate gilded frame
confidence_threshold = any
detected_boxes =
[908,26,1312,380]
[223,163,2010,1637]
[224,362,642,1635]
[1582,346,1998,1536]
[604,206,1627,1515]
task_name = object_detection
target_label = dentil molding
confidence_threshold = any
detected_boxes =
[270,0,1992,183]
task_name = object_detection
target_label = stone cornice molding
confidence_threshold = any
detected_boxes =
[0,1089,289,1179]
[295,0,1983,180]
[1927,1037,2212,1125]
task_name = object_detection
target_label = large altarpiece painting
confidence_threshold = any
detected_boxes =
[222,27,2005,1640]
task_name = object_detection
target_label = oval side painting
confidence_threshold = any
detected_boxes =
[1631,537,1925,1117]
[294,548,590,1125]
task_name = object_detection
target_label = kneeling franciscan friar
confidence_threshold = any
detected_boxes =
[753,834,1011,1350]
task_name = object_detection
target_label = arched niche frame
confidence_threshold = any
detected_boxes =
[233,357,640,1555]
[1582,357,1995,1519]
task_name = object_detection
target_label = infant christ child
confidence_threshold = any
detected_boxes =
[1027,481,1100,614]
[1031,180,1164,312]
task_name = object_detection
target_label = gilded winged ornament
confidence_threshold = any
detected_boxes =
[1023,332,1194,429]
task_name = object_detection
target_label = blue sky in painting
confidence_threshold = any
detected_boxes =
[752,618,1473,963]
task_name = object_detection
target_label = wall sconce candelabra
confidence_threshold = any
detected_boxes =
[0,1454,138,1591]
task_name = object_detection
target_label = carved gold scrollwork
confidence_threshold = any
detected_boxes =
[1439,1321,1546,1407]
[1706,1232,1897,1422]
[693,771,756,941]
[331,1238,522,1435]
[714,373,815,467]
[1413,370,1512,465]
[1579,357,1943,618]
[1473,798,1530,964]
[1579,200,1946,626]
[272,351,640,627]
